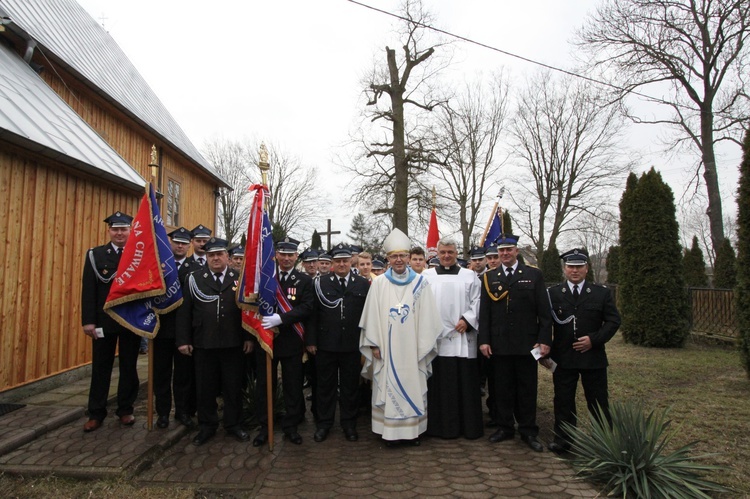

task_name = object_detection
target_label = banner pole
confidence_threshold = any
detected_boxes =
[147,339,154,430]
[258,144,275,451]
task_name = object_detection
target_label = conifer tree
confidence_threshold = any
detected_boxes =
[310,230,322,250]
[606,245,620,284]
[736,128,750,376]
[618,169,690,347]
[713,238,737,288]
[502,210,513,235]
[683,236,708,287]
[540,243,562,284]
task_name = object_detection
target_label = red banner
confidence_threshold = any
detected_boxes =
[426,207,440,258]
[105,186,165,305]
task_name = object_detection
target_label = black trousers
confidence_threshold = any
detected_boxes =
[194,347,244,430]
[315,350,361,430]
[254,348,305,433]
[490,354,539,437]
[426,356,484,439]
[553,366,610,444]
[87,329,141,420]
[153,336,196,418]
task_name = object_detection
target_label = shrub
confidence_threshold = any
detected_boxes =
[564,401,728,498]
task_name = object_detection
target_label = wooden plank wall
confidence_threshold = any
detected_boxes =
[41,64,219,232]
[0,56,219,391]
[0,148,139,390]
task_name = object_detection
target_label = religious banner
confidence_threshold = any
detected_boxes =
[104,183,182,338]
[426,207,440,258]
[237,184,277,356]
[483,207,503,248]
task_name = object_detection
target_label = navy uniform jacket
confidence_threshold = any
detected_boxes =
[157,259,198,340]
[187,254,207,268]
[306,273,369,353]
[478,263,552,355]
[175,267,248,349]
[81,244,127,335]
[547,282,620,369]
[275,268,314,358]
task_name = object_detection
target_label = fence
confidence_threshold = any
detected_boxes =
[604,285,739,340]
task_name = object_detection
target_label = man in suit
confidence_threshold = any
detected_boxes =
[176,237,253,446]
[306,243,369,443]
[152,227,197,429]
[545,248,621,454]
[81,212,142,432]
[478,234,552,452]
[253,237,315,446]
[188,225,211,267]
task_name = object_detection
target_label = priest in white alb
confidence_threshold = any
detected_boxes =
[359,228,442,445]
[422,238,483,439]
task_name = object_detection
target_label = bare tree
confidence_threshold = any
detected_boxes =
[509,71,632,256]
[430,74,510,256]
[245,141,322,241]
[202,138,251,243]
[347,0,449,235]
[577,0,750,255]
[574,209,620,283]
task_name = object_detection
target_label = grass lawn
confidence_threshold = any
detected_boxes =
[537,336,750,496]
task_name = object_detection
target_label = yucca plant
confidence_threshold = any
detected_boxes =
[563,401,729,498]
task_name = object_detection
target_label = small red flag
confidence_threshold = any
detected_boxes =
[426,207,440,258]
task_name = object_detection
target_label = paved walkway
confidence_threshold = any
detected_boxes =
[0,356,599,497]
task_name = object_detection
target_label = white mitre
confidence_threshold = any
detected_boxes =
[383,228,411,255]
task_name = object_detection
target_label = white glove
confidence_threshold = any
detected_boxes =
[262,313,282,329]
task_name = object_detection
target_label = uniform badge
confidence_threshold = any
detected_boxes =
[290,274,296,281]
[586,288,591,293]
[107,248,112,254]
[232,280,238,291]
[203,273,208,278]
[103,269,108,275]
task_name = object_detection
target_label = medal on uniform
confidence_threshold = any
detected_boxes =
[103,269,108,275]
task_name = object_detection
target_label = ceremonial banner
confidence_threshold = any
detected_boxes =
[426,207,440,258]
[104,183,182,338]
[237,184,277,357]
[483,207,503,248]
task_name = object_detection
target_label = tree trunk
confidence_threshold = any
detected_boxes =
[701,103,724,256]
[388,47,409,235]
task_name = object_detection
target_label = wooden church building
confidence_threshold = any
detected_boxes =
[0,0,229,391]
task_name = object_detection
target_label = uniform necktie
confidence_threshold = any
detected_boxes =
[573,284,580,301]
[199,257,205,266]
[506,267,513,277]
[177,261,182,270]
[280,271,288,284]
[339,277,347,291]
[117,247,123,256]
[214,272,222,285]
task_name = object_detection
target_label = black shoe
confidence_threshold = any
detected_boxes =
[486,420,499,428]
[521,435,543,452]
[488,429,514,443]
[548,441,571,454]
[175,413,196,429]
[409,438,420,446]
[343,428,358,442]
[156,415,169,429]
[252,431,268,447]
[192,429,216,446]
[227,428,250,442]
[313,428,329,442]
[285,431,303,445]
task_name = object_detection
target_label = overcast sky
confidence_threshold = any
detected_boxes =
[77,0,743,248]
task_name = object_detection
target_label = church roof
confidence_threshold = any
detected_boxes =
[0,41,145,190]
[0,0,228,187]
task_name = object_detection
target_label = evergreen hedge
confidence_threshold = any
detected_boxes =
[736,129,750,376]
[618,168,690,347]
[606,245,620,284]
[713,238,736,289]
[683,236,708,287]
[540,242,562,284]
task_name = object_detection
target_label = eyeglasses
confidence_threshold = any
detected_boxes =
[388,253,409,261]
